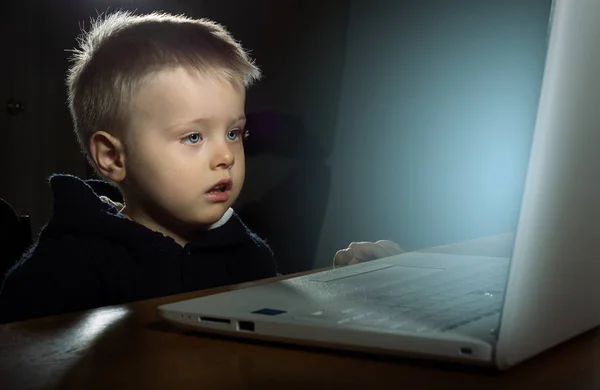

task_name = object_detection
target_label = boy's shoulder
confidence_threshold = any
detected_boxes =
[37,174,183,254]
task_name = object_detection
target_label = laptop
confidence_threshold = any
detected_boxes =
[158,0,600,371]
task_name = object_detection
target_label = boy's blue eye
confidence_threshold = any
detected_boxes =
[184,133,202,144]
[227,129,242,141]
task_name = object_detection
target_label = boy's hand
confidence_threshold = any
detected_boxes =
[333,240,404,266]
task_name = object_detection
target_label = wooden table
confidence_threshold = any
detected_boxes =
[2,234,600,389]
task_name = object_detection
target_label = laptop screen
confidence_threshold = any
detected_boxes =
[313,0,552,268]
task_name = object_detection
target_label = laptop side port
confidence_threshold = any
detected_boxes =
[198,316,231,325]
[237,321,255,332]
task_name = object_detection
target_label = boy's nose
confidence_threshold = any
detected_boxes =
[210,142,235,170]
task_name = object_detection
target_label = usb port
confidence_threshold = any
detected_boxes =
[237,321,255,332]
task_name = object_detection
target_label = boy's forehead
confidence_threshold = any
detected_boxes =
[130,68,246,126]
[137,67,246,102]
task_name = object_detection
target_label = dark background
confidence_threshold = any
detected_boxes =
[0,0,552,274]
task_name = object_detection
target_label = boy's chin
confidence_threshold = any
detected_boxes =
[185,207,230,227]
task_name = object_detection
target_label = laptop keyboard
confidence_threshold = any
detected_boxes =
[299,262,508,333]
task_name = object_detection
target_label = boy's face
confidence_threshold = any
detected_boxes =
[122,67,246,229]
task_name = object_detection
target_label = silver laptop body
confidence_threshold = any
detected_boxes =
[159,0,600,370]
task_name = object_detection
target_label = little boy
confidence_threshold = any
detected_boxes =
[0,11,402,324]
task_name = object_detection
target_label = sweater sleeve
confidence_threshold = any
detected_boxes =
[0,236,102,324]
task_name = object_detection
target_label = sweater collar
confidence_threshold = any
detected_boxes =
[44,174,252,250]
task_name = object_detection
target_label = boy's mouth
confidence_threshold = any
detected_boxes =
[206,179,233,194]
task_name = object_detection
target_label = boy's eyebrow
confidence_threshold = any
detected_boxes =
[167,115,246,131]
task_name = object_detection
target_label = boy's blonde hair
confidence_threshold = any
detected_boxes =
[66,11,261,163]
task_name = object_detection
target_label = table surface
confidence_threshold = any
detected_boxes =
[2,233,599,390]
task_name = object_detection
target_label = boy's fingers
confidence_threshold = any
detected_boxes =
[336,240,404,266]
[334,248,355,266]
[375,240,404,254]
[348,242,397,261]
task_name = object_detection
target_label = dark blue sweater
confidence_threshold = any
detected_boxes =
[0,174,278,323]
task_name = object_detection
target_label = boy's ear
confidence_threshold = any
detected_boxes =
[89,131,126,183]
